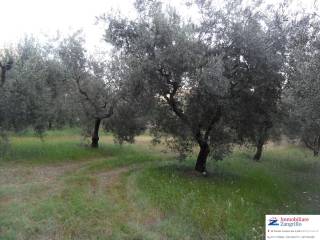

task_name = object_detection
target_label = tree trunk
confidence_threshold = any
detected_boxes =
[253,124,269,161]
[195,143,210,173]
[91,118,101,148]
[253,141,263,161]
[1,66,6,87]
[48,121,52,130]
[313,136,320,156]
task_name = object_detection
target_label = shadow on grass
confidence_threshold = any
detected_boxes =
[155,163,242,184]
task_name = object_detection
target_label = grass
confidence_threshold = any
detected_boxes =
[11,128,83,137]
[0,130,319,239]
[135,148,320,239]
[1,129,166,165]
[3,139,107,164]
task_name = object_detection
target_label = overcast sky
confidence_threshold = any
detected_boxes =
[0,0,317,52]
[0,0,135,51]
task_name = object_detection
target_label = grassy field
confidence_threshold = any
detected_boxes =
[0,130,319,239]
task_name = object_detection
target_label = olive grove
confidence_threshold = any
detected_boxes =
[100,0,295,172]
[0,0,319,173]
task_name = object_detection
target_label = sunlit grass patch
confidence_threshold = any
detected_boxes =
[2,135,138,165]
[2,140,109,164]
[262,145,319,172]
[1,129,167,166]
[11,128,83,137]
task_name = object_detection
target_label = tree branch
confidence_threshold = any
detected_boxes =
[75,76,99,113]
[99,104,114,119]
[302,137,314,151]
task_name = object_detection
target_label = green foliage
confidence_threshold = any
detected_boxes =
[104,101,147,144]
[0,36,80,136]
[101,0,295,168]
[284,11,320,154]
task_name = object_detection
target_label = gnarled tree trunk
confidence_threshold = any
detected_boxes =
[253,124,269,161]
[253,139,264,161]
[91,118,101,148]
[195,142,210,172]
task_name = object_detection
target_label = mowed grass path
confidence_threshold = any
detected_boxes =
[0,130,319,240]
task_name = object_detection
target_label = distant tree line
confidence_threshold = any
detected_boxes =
[0,0,319,173]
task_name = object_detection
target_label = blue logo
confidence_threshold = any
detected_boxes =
[268,217,279,226]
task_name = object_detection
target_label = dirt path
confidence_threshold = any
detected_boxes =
[0,159,144,200]
[290,165,320,213]
[0,161,95,207]
[95,167,130,186]
[0,161,91,186]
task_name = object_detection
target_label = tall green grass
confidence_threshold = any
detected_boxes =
[10,128,82,137]
[135,148,320,239]
[1,132,319,239]
[2,139,110,164]
[0,133,167,239]
[1,129,162,165]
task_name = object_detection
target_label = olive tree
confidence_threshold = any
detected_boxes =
[58,33,126,148]
[223,2,288,161]
[0,51,13,88]
[285,12,320,155]
[102,0,233,173]
[0,37,52,133]
[0,36,79,136]
[0,50,13,156]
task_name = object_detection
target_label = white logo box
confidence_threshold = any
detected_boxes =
[266,215,320,239]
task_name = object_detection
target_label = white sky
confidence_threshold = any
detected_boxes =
[0,0,318,53]
[0,0,137,52]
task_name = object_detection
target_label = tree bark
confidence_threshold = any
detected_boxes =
[253,124,270,161]
[195,142,210,172]
[313,136,320,156]
[1,66,6,87]
[253,140,263,161]
[48,121,52,130]
[91,118,101,148]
